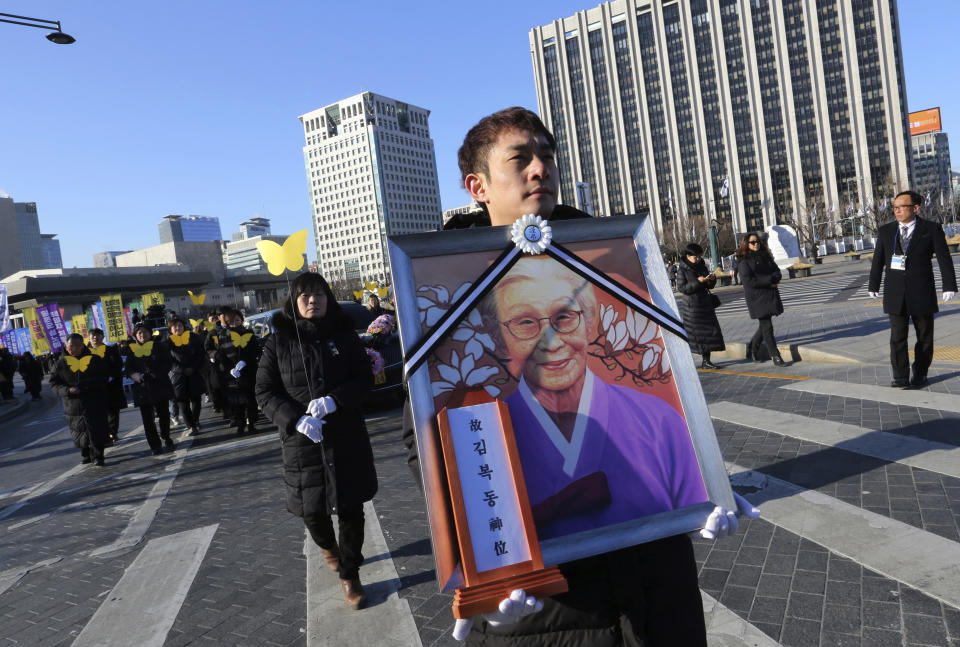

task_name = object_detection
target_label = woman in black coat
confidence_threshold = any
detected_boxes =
[166,317,206,436]
[255,271,376,610]
[18,352,44,400]
[124,324,177,454]
[676,242,726,369]
[209,308,260,434]
[88,328,128,443]
[49,334,111,466]
[736,234,786,366]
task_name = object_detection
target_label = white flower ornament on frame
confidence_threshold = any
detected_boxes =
[510,214,552,255]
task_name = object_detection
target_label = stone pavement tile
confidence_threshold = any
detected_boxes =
[756,573,791,599]
[863,600,901,631]
[791,570,826,595]
[780,616,821,646]
[903,612,950,646]
[862,575,902,603]
[901,587,947,616]
[863,627,906,646]
[727,564,761,588]
[824,579,861,606]
[822,603,861,634]
[719,584,754,614]
[748,596,787,626]
[819,630,859,646]
[786,592,824,621]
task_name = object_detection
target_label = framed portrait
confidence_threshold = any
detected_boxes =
[389,214,734,593]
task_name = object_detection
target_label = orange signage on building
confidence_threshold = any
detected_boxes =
[909,107,942,136]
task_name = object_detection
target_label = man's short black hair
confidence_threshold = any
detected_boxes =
[895,190,923,206]
[66,333,85,345]
[457,107,556,185]
[89,328,104,336]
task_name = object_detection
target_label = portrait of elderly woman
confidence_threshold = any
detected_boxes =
[478,257,708,541]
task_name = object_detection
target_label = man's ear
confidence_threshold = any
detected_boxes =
[465,172,488,204]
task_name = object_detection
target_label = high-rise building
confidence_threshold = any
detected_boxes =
[232,217,272,242]
[158,214,223,243]
[911,131,952,203]
[529,0,912,234]
[0,197,62,278]
[299,91,442,285]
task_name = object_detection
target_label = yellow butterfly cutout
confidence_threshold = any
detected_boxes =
[364,281,378,292]
[88,345,107,358]
[130,341,154,357]
[152,330,160,337]
[256,229,307,276]
[353,290,364,300]
[188,290,207,305]
[169,331,191,347]
[376,285,388,298]
[66,355,92,373]
[230,331,254,348]
[190,318,206,332]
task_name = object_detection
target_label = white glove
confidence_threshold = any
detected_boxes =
[868,291,879,299]
[307,396,337,419]
[452,589,544,641]
[229,360,247,379]
[295,415,324,443]
[943,291,956,302]
[699,492,761,540]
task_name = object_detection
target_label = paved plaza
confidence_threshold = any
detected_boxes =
[1,255,959,646]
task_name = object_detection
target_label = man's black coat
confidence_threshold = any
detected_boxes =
[869,217,957,316]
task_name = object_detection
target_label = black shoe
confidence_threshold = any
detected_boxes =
[152,447,164,456]
[772,356,787,367]
[910,374,928,387]
[745,344,754,361]
[81,457,92,464]
[164,439,176,451]
[890,379,911,389]
[94,457,105,467]
[701,359,719,369]
[189,426,200,436]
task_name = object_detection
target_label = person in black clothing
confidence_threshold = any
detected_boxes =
[125,324,177,455]
[401,107,757,645]
[736,234,787,366]
[208,308,259,434]
[18,352,44,400]
[87,328,127,443]
[365,294,385,317]
[49,334,111,466]
[868,190,957,388]
[198,311,224,414]
[676,242,726,369]
[255,271,377,610]
[167,317,205,436]
[0,347,15,400]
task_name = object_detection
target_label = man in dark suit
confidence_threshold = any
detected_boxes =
[868,190,956,388]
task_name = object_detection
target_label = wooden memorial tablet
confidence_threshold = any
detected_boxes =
[436,389,568,619]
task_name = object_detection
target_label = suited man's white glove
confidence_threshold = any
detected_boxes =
[307,396,337,419]
[295,415,324,443]
[943,291,956,302]
[229,360,247,379]
[868,291,880,299]
[451,589,544,641]
[699,492,761,540]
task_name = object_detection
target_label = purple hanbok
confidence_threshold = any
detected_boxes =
[506,370,708,540]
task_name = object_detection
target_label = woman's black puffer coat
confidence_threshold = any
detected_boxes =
[255,310,377,518]
[676,257,725,354]
[738,251,784,319]
[123,340,175,406]
[48,349,110,448]
[167,332,206,400]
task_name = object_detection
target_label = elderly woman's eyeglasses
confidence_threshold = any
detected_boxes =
[502,309,583,340]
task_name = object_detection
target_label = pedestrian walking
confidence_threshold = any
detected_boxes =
[49,334,110,466]
[676,242,725,369]
[255,271,377,610]
[87,328,127,443]
[0,347,15,400]
[124,324,177,455]
[166,317,205,436]
[736,234,787,366]
[209,308,259,434]
[868,191,957,387]
[18,352,44,400]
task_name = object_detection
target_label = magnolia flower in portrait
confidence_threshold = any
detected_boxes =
[606,319,629,352]
[432,349,501,398]
[452,309,496,360]
[417,282,472,327]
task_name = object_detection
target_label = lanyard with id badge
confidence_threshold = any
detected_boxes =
[891,226,910,271]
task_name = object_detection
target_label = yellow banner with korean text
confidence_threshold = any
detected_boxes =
[23,306,51,355]
[100,294,127,343]
[141,292,165,308]
[71,314,89,337]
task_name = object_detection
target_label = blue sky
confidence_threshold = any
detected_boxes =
[1,1,956,268]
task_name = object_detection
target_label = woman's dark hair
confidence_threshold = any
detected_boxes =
[284,271,353,332]
[133,323,151,336]
[735,233,770,261]
[89,328,104,337]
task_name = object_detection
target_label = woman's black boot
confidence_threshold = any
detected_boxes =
[772,355,787,367]
[701,353,719,370]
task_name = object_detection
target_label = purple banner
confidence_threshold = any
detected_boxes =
[37,305,64,354]
[47,303,69,348]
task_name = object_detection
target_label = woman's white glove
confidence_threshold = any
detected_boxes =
[451,589,544,641]
[307,396,337,419]
[229,360,247,379]
[699,492,761,540]
[295,415,325,443]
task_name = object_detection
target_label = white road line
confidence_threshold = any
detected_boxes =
[729,464,960,610]
[71,524,218,647]
[306,501,422,647]
[780,378,960,413]
[0,557,63,596]
[709,401,960,479]
[7,501,93,531]
[0,425,69,458]
[702,591,783,647]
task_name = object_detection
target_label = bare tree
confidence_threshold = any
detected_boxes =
[328,278,356,302]
[660,209,711,260]
[791,195,833,258]
[862,173,897,236]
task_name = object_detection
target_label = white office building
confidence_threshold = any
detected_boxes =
[299,92,442,285]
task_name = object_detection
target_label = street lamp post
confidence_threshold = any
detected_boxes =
[0,12,75,43]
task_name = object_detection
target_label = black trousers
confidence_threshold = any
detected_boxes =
[228,392,258,432]
[177,396,202,428]
[138,401,171,451]
[304,504,365,581]
[750,316,780,359]
[107,407,120,439]
[889,313,934,381]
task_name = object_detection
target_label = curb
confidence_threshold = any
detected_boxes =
[711,342,863,365]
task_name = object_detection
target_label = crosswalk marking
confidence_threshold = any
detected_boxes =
[780,378,960,413]
[71,524,218,647]
[729,464,960,610]
[709,401,960,479]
